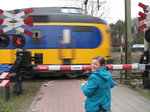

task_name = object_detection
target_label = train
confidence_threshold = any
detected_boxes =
[0,7,111,78]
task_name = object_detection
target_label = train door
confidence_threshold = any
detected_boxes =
[59,29,75,64]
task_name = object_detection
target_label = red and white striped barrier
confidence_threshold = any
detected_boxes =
[106,64,138,70]
[0,72,10,79]
[0,80,10,87]
[0,8,33,36]
[36,65,92,71]
[0,72,10,87]
[35,64,139,71]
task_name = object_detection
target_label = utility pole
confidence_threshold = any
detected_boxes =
[84,0,88,14]
[97,0,99,10]
[125,0,132,80]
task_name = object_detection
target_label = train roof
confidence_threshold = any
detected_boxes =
[0,7,107,24]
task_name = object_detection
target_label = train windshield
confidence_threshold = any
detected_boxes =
[61,8,85,14]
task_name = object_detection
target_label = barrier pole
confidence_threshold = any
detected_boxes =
[5,87,10,101]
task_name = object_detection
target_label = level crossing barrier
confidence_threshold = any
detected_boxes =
[0,63,149,71]
[34,64,148,71]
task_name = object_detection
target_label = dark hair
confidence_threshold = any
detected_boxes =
[93,56,105,65]
[93,56,109,70]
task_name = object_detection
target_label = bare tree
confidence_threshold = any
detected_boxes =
[61,0,109,19]
[110,19,144,46]
[85,0,109,19]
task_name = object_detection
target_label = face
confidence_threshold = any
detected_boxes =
[91,59,101,71]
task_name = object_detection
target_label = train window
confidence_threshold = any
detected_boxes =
[30,15,49,22]
[32,29,42,44]
[62,29,71,44]
[73,26,93,32]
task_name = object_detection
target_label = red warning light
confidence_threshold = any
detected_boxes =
[13,38,22,45]
[12,35,26,48]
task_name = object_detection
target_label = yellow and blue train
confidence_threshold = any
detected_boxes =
[0,7,111,78]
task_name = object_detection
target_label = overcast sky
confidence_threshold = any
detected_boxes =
[106,0,149,23]
[0,0,149,24]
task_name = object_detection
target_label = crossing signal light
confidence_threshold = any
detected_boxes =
[12,35,26,48]
[145,29,150,43]
[0,34,10,47]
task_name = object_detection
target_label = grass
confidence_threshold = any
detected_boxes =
[0,82,42,112]
[128,85,150,99]
[136,88,150,99]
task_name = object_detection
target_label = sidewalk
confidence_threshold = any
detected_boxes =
[112,84,150,112]
[28,79,150,112]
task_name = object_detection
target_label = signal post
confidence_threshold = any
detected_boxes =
[138,2,150,88]
[0,8,34,95]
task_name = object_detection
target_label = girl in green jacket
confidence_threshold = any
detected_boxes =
[81,56,117,112]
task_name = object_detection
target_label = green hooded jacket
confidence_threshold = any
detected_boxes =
[81,67,116,112]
